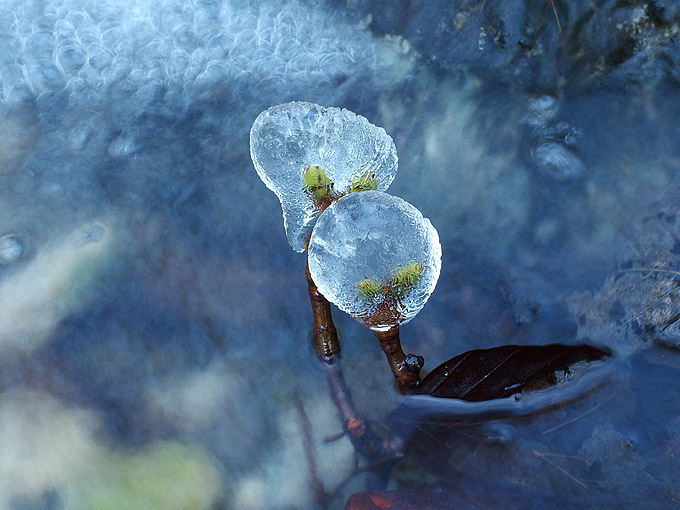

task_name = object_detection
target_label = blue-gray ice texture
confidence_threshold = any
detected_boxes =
[0,0,397,248]
[250,101,398,252]
[0,0,387,110]
[308,191,441,330]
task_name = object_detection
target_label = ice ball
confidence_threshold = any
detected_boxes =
[308,191,441,330]
[250,101,398,252]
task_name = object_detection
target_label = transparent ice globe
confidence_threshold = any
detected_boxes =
[250,101,398,252]
[308,191,441,331]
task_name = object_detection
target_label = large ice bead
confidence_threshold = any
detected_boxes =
[308,191,441,330]
[249,102,398,252]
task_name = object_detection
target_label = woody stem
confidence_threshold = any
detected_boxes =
[306,261,341,361]
[306,262,403,460]
[373,327,423,392]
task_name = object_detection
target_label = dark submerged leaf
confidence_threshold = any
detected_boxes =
[415,343,608,400]
[384,343,615,497]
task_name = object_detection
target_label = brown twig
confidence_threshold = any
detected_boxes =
[322,361,404,460]
[306,262,341,361]
[295,397,328,505]
[549,0,563,35]
[373,327,423,392]
[305,262,404,461]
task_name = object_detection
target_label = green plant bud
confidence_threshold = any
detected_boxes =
[356,277,384,300]
[348,166,378,193]
[390,260,423,296]
[303,165,334,201]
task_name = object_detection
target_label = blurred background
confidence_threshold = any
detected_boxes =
[1,0,680,508]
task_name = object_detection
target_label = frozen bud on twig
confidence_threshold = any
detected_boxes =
[308,191,441,331]
[250,101,398,252]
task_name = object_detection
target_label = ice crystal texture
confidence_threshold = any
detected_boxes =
[250,101,398,252]
[308,191,441,330]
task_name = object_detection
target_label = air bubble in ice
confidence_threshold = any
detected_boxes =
[308,191,441,330]
[26,63,65,92]
[68,122,92,151]
[523,95,558,129]
[533,142,585,180]
[57,45,86,72]
[250,102,398,252]
[108,133,139,158]
[0,42,14,67]
[24,33,53,62]
[79,223,106,245]
[0,235,25,264]
[483,423,516,445]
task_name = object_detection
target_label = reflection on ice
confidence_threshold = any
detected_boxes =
[232,394,356,510]
[145,359,233,432]
[63,441,223,510]
[0,389,223,510]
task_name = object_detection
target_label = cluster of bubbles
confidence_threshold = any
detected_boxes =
[249,101,398,252]
[251,101,441,330]
[0,0,389,170]
[0,0,380,105]
[523,95,584,180]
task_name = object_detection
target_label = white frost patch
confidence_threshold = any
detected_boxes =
[145,359,233,431]
[0,220,119,352]
[0,389,102,507]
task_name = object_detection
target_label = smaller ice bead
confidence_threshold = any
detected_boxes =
[308,191,441,330]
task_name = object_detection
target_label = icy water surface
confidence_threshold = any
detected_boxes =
[1,0,680,508]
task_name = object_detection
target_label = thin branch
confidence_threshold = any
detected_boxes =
[549,0,563,35]
[295,398,328,505]
[306,261,341,361]
[305,262,405,462]
[373,327,423,392]
[542,397,612,435]
[321,361,405,461]
[614,267,680,278]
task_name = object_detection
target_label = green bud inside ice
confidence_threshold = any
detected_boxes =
[348,166,378,193]
[303,165,334,201]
